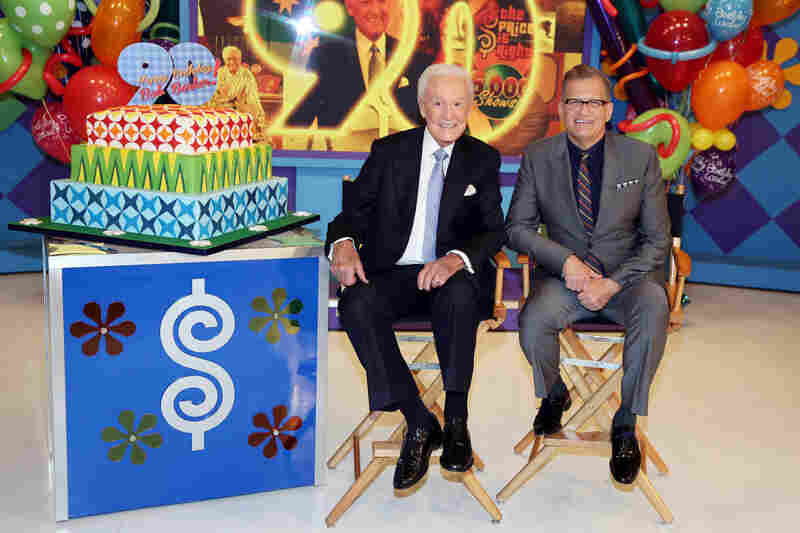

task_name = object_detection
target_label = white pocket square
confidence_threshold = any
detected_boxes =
[464,184,477,196]
[616,178,640,190]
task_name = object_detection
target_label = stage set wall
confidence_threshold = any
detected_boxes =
[1,3,799,292]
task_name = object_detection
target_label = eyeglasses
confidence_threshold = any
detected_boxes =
[563,98,610,109]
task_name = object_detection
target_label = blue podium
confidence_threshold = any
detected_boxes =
[43,237,328,520]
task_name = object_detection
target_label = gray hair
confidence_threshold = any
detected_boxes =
[417,63,473,103]
[222,45,242,61]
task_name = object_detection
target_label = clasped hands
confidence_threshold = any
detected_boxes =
[331,240,463,291]
[562,254,621,311]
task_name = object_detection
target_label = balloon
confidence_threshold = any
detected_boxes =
[644,11,712,92]
[585,0,662,114]
[711,21,765,66]
[619,108,692,178]
[0,19,49,99]
[84,0,161,68]
[609,0,668,99]
[689,147,737,200]
[701,0,753,42]
[62,65,137,139]
[692,126,714,150]
[713,128,737,150]
[745,59,786,110]
[659,0,708,12]
[691,60,750,130]
[752,0,800,26]
[31,101,82,163]
[0,0,76,48]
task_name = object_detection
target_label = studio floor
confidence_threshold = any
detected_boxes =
[1,272,798,532]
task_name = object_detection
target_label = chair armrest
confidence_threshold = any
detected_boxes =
[517,254,531,307]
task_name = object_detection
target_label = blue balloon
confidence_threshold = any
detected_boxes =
[701,0,753,42]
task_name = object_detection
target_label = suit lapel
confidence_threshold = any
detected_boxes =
[554,134,583,233]
[437,136,469,241]
[595,134,620,233]
[396,128,425,227]
[343,33,366,94]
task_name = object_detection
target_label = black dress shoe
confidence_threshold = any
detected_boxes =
[393,421,443,490]
[610,425,641,484]
[533,393,572,435]
[440,417,474,472]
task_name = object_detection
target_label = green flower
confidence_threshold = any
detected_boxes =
[101,411,163,465]
[249,288,303,343]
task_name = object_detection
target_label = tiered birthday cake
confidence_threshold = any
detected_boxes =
[49,105,287,242]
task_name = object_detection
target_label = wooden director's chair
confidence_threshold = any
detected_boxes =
[496,190,691,523]
[324,250,512,527]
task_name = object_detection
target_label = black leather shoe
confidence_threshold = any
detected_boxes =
[440,417,474,472]
[393,421,443,490]
[533,393,572,435]
[610,425,641,484]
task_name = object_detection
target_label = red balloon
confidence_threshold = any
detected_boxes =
[711,22,765,67]
[31,101,83,164]
[645,11,710,92]
[62,65,137,140]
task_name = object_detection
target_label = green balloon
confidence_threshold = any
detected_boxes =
[658,0,708,12]
[0,18,47,99]
[623,109,691,179]
[0,0,76,48]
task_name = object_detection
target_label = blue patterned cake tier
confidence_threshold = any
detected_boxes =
[50,178,288,241]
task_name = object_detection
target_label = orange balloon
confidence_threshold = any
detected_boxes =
[91,0,146,68]
[746,60,786,110]
[752,0,800,26]
[691,60,751,131]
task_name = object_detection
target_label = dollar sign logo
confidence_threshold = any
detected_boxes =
[160,279,236,451]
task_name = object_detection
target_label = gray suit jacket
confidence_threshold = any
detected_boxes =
[505,132,670,289]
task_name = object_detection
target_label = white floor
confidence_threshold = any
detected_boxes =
[2,272,799,532]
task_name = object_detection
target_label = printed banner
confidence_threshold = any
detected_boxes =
[193,0,587,154]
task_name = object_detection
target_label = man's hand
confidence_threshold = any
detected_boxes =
[331,240,368,287]
[417,253,465,291]
[578,277,621,311]
[562,254,601,292]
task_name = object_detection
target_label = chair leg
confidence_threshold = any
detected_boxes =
[327,411,383,469]
[634,470,674,523]
[353,435,361,479]
[513,430,536,454]
[496,446,557,502]
[460,470,502,522]
[325,457,394,527]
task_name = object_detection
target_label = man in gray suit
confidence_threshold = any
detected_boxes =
[505,64,670,485]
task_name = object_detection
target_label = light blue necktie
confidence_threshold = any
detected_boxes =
[422,148,448,262]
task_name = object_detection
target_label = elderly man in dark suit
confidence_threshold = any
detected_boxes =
[287,0,432,128]
[505,64,671,485]
[326,63,505,492]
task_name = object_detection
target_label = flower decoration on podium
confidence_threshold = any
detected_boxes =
[101,410,164,465]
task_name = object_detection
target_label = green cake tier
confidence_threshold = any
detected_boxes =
[69,144,272,194]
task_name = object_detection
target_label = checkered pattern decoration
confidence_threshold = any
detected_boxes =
[86,105,253,154]
[49,177,288,241]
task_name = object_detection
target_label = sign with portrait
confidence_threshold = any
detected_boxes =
[191,0,588,154]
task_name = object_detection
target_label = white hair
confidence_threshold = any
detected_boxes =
[222,46,242,61]
[417,63,473,104]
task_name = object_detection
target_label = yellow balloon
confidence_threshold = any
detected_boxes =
[692,128,714,151]
[713,129,737,151]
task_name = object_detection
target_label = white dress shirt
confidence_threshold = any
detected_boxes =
[331,128,474,273]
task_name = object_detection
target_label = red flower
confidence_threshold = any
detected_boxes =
[248,405,302,459]
[69,302,136,356]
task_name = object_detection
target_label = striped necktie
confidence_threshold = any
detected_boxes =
[577,151,604,275]
[422,148,449,262]
[368,44,381,85]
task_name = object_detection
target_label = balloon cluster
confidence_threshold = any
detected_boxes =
[1,0,161,162]
[588,0,800,199]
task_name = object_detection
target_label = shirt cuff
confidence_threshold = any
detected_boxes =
[329,237,354,262]
[447,250,474,274]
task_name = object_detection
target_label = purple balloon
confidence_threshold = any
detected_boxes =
[690,147,737,200]
[149,38,177,51]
